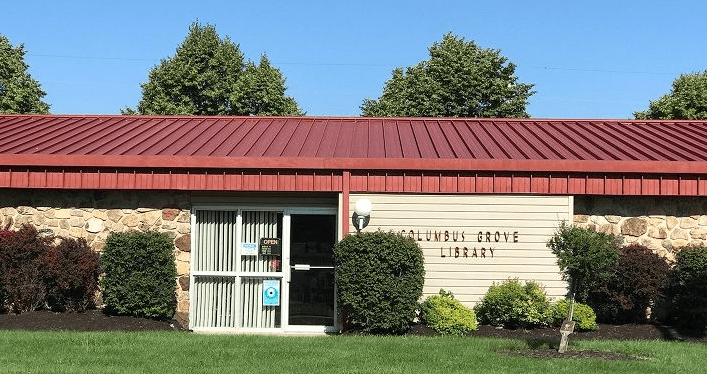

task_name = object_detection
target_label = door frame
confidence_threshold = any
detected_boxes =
[283,207,339,334]
[190,204,339,333]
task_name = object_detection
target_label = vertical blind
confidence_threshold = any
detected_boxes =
[240,211,280,328]
[191,210,282,329]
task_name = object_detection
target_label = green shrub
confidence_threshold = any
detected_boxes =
[547,298,598,331]
[666,246,707,328]
[473,279,551,329]
[101,231,177,320]
[547,222,621,303]
[0,225,53,313]
[419,289,477,335]
[43,237,101,312]
[334,230,425,334]
[588,244,670,324]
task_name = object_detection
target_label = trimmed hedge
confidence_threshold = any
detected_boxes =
[420,289,477,335]
[474,278,551,329]
[101,231,177,320]
[666,246,707,328]
[333,231,425,334]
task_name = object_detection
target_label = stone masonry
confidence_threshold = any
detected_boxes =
[574,196,707,262]
[0,189,192,326]
[6,191,707,327]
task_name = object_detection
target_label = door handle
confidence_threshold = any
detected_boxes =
[293,264,311,271]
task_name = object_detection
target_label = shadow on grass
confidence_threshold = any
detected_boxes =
[524,337,560,350]
[656,324,707,341]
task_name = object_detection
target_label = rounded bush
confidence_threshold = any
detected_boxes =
[101,231,177,320]
[547,299,597,331]
[334,230,425,334]
[588,244,670,324]
[473,279,551,329]
[547,222,621,303]
[667,246,707,328]
[43,237,101,312]
[0,225,53,313]
[420,289,477,335]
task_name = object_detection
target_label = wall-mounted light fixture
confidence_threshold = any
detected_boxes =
[352,198,372,233]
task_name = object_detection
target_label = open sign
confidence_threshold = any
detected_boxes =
[259,237,281,256]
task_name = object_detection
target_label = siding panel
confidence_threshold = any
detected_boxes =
[349,194,570,307]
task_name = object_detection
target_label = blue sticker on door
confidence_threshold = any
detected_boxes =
[263,280,280,306]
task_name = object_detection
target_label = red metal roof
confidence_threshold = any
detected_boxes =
[2,115,707,175]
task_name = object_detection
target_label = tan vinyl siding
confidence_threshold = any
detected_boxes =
[349,194,571,307]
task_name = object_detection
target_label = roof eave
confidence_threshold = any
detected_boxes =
[2,154,705,175]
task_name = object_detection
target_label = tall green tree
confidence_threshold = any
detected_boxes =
[127,22,302,116]
[361,33,534,118]
[0,34,50,114]
[634,70,707,120]
[231,55,302,116]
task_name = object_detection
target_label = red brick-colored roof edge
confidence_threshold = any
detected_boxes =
[2,114,707,174]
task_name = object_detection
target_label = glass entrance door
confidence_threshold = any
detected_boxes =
[288,214,336,326]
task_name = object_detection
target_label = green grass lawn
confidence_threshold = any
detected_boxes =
[0,331,705,374]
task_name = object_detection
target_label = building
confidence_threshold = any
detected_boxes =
[1,114,706,333]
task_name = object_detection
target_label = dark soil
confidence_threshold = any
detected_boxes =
[408,322,707,360]
[0,310,185,332]
[1,310,705,342]
[1,311,705,360]
[408,322,707,342]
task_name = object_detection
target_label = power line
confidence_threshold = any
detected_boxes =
[532,66,673,76]
[29,54,157,62]
[28,52,676,76]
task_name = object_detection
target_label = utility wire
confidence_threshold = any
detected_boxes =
[28,52,675,75]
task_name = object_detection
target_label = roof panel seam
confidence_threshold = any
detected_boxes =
[606,123,681,161]
[106,118,166,155]
[631,124,697,161]
[208,118,244,156]
[478,121,511,159]
[193,118,237,156]
[574,122,633,161]
[491,121,530,159]
[463,121,491,158]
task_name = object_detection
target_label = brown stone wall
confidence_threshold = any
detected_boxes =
[574,196,707,261]
[0,189,192,325]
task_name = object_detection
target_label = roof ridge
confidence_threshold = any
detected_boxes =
[3,114,707,123]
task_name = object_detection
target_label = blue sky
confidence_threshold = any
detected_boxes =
[2,1,705,118]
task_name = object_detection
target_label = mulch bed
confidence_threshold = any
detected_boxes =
[408,322,707,343]
[1,310,705,342]
[1,310,705,360]
[408,322,707,360]
[0,310,184,332]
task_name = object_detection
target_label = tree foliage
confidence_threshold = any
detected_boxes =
[546,222,621,303]
[127,22,302,116]
[231,55,303,116]
[634,70,707,119]
[0,34,50,114]
[361,33,534,118]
